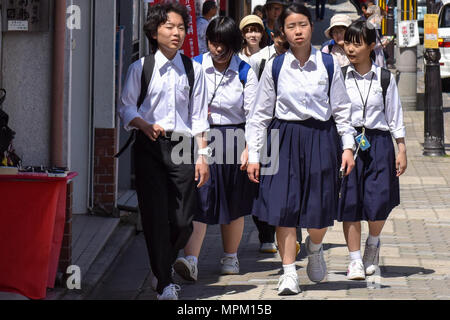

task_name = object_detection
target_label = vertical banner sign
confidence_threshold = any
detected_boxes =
[147,0,199,57]
[398,20,419,47]
[424,14,439,49]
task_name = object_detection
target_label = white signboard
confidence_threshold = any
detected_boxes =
[398,20,420,48]
[8,20,28,31]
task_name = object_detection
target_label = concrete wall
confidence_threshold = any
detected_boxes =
[93,0,116,130]
[2,32,53,167]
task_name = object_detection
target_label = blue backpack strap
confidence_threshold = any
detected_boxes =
[193,54,204,64]
[272,53,286,96]
[320,52,334,98]
[238,60,251,87]
[320,39,335,52]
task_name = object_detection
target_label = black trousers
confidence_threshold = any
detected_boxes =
[315,0,326,20]
[252,216,276,243]
[252,216,303,245]
[133,131,197,294]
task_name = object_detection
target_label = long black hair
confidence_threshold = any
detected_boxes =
[206,16,243,54]
[144,2,190,54]
[344,20,377,62]
[278,3,312,32]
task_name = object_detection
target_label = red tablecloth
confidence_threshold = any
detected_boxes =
[0,172,77,300]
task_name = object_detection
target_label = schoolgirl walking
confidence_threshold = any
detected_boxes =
[174,16,259,281]
[246,3,356,295]
[339,20,407,280]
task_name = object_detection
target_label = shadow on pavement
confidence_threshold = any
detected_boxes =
[302,280,389,291]
[379,266,435,278]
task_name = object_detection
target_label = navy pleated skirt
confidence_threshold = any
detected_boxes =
[195,124,258,225]
[252,117,342,229]
[338,128,400,222]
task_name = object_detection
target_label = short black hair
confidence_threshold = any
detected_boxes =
[278,3,312,31]
[206,16,243,53]
[272,20,283,38]
[361,3,368,10]
[144,2,190,54]
[202,1,217,16]
[344,20,376,46]
[253,5,264,14]
[344,20,376,61]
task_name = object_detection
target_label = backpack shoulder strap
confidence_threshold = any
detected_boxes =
[328,43,334,53]
[341,65,349,81]
[320,52,334,98]
[272,53,286,96]
[193,54,204,65]
[239,60,251,87]
[380,67,391,109]
[181,53,195,99]
[258,59,267,81]
[115,55,154,158]
[137,55,155,109]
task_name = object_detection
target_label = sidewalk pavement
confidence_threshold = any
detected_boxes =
[46,0,447,301]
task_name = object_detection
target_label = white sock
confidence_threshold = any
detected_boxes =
[349,250,362,261]
[367,235,380,247]
[282,263,297,275]
[308,239,322,252]
[224,252,238,259]
[185,255,198,265]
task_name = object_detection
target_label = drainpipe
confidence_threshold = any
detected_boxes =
[51,0,66,167]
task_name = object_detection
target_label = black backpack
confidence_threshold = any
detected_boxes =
[341,66,391,108]
[115,54,195,158]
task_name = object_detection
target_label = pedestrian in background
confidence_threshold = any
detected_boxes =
[339,20,407,280]
[249,21,289,91]
[315,0,326,21]
[253,5,266,20]
[246,3,356,295]
[239,15,268,63]
[321,14,352,67]
[197,1,218,54]
[174,16,259,282]
[264,0,286,44]
[119,2,210,300]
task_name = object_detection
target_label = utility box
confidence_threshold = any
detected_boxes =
[1,0,50,32]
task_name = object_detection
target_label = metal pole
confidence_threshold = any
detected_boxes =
[386,0,395,68]
[396,0,418,111]
[423,0,446,156]
[51,0,66,167]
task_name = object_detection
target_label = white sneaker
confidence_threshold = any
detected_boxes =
[363,239,381,275]
[157,284,181,300]
[260,242,277,253]
[305,236,327,283]
[278,273,301,295]
[220,256,240,275]
[174,257,198,281]
[347,259,366,280]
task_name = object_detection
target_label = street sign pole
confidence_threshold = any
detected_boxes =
[423,3,446,156]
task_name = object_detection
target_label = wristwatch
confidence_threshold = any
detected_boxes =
[198,147,212,158]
